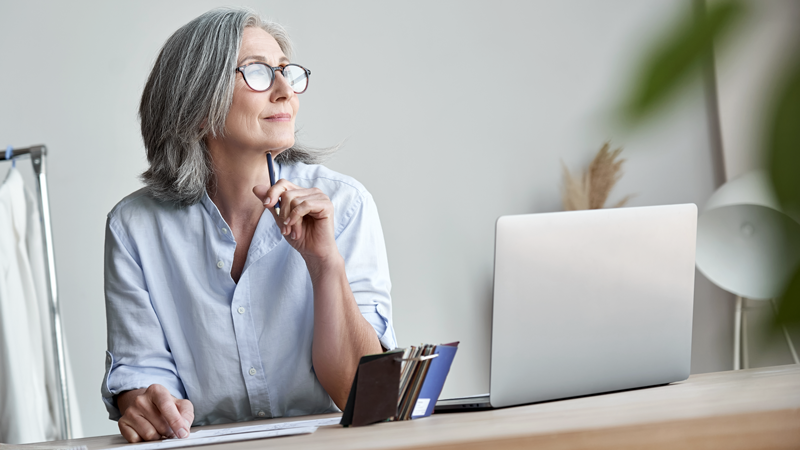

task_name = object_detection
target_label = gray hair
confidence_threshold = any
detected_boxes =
[139,7,333,206]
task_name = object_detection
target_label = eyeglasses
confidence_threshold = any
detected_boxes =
[235,62,311,94]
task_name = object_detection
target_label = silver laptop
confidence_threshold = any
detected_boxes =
[436,204,697,411]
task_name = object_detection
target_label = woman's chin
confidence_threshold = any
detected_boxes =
[266,142,294,157]
[257,134,295,153]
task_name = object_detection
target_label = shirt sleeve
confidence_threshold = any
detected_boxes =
[101,216,186,420]
[335,190,397,350]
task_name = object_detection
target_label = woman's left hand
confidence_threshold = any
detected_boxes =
[255,179,381,408]
[253,180,339,265]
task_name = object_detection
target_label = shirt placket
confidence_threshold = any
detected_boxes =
[230,271,273,418]
[213,213,274,419]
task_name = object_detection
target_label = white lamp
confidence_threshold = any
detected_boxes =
[696,171,800,369]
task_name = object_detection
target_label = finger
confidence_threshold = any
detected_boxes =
[277,190,302,235]
[150,388,191,439]
[254,183,285,211]
[119,420,142,443]
[252,184,270,204]
[176,399,195,433]
[253,184,283,226]
[278,187,323,230]
[120,413,161,442]
[281,194,311,239]
[283,199,320,241]
[132,390,174,439]
[270,179,301,210]
[285,192,331,228]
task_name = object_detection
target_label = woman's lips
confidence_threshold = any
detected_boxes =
[265,113,291,122]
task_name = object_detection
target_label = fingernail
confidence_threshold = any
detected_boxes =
[178,428,189,439]
[291,232,296,240]
[265,197,271,205]
[283,219,290,225]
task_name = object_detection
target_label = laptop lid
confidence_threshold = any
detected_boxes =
[489,204,697,408]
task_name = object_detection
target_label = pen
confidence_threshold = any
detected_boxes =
[266,152,281,215]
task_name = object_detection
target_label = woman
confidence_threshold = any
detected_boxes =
[101,8,396,442]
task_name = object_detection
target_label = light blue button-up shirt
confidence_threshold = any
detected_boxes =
[101,162,396,425]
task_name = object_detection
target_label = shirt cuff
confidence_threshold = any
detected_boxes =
[358,304,397,351]
[101,351,187,421]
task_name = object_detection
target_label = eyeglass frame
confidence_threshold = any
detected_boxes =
[235,62,312,94]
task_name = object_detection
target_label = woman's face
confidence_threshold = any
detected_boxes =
[219,27,299,155]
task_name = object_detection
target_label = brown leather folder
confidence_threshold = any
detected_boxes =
[340,349,403,427]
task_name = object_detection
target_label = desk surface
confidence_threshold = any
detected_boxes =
[16,364,800,450]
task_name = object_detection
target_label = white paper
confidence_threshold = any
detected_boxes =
[100,426,317,450]
[189,416,341,439]
[412,398,430,417]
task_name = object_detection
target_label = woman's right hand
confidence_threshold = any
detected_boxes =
[117,384,194,442]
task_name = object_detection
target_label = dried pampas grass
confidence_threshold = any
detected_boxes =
[562,143,633,211]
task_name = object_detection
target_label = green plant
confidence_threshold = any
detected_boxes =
[622,0,800,331]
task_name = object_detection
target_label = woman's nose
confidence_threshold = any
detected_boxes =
[270,70,295,101]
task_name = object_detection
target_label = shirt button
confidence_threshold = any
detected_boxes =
[257,411,266,417]
[222,228,228,234]
[249,367,257,376]
[217,261,224,269]
[237,306,245,314]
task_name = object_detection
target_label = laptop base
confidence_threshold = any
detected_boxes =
[434,394,491,412]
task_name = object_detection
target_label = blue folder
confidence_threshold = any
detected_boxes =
[410,342,459,419]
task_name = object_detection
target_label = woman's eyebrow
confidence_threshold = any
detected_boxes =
[238,55,267,65]
[237,55,290,65]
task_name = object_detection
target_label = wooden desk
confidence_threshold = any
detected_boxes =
[17,365,800,450]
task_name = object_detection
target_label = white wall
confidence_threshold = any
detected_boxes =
[0,0,733,438]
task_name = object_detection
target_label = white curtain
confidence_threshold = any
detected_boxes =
[0,166,82,444]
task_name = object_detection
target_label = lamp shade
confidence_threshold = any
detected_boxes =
[696,171,800,300]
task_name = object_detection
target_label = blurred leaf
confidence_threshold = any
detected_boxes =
[621,0,800,337]
[768,58,800,330]
[775,265,800,330]
[767,59,800,220]
[624,0,744,122]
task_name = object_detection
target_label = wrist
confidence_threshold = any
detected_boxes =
[305,251,345,282]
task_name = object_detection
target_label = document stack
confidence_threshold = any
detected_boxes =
[396,342,458,420]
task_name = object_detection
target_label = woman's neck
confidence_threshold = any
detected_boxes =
[207,144,275,229]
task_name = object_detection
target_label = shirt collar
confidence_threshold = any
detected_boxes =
[200,189,225,225]
[198,168,286,267]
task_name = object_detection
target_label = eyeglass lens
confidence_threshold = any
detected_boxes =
[242,63,309,94]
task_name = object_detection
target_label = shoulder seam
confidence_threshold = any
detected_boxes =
[289,175,367,195]
[107,216,139,265]
[335,189,367,239]
[108,188,152,218]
